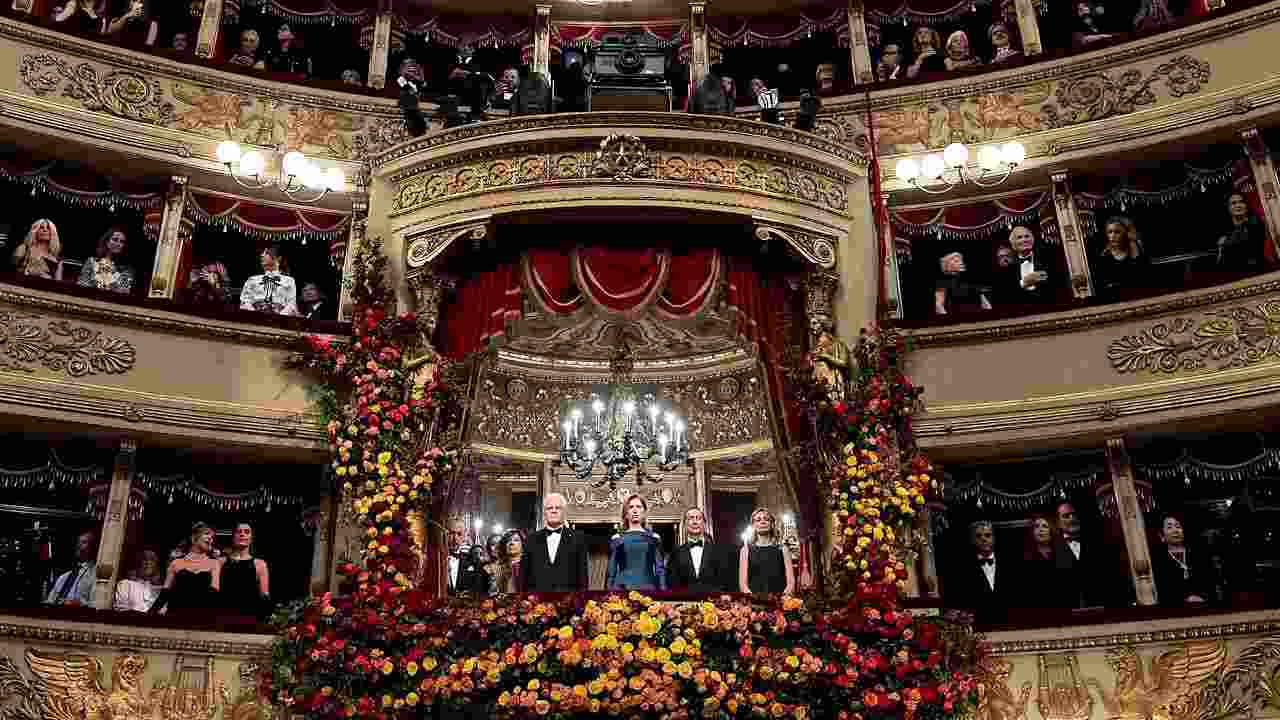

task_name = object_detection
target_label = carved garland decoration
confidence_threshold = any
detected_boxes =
[1041,55,1212,129]
[19,54,175,125]
[0,311,136,377]
[1107,298,1280,374]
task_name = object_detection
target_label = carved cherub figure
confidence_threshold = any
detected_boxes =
[1087,642,1227,720]
[977,656,1033,720]
[25,649,150,720]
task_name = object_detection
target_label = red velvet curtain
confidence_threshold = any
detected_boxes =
[524,248,720,318]
[438,260,521,360]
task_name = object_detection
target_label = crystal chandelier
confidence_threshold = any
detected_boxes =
[559,346,688,489]
[215,142,344,203]
[894,141,1025,195]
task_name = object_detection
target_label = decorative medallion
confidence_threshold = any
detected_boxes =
[592,134,651,181]
[506,378,528,402]
[716,376,740,401]
[0,312,136,377]
[1107,299,1280,374]
[20,54,175,125]
[1040,56,1211,128]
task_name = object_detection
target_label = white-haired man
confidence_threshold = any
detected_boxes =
[520,493,589,592]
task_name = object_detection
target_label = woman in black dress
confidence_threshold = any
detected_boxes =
[151,522,220,615]
[1021,514,1060,608]
[220,522,270,620]
[1094,216,1146,299]
[738,508,794,595]
[1152,514,1214,606]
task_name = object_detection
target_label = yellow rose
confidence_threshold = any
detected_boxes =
[381,694,393,707]
[405,692,419,706]
[558,626,574,642]
[527,679,541,691]
[381,660,394,675]
[377,451,392,465]
[422,657,438,671]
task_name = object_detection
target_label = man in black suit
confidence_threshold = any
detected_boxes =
[1053,501,1111,609]
[951,521,1013,620]
[520,492,589,592]
[446,517,487,595]
[668,507,729,594]
[1002,225,1059,305]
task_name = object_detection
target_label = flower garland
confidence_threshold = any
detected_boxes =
[270,247,976,719]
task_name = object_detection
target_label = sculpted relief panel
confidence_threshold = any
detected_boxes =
[1107,297,1280,374]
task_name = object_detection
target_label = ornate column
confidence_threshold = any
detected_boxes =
[1051,172,1095,299]
[309,493,334,594]
[94,439,137,609]
[881,194,904,320]
[148,176,188,300]
[337,201,367,322]
[194,0,223,59]
[847,0,875,86]
[367,12,393,90]
[533,4,552,79]
[689,2,709,89]
[803,271,840,346]
[1105,437,1157,606]
[1240,128,1280,259]
[1011,0,1043,56]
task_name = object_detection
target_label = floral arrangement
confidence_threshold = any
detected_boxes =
[270,248,975,720]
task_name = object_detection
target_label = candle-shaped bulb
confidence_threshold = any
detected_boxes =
[591,399,604,415]
[623,400,636,415]
[648,405,659,418]
[571,408,583,420]
[585,439,596,457]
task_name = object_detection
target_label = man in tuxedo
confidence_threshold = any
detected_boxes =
[668,507,728,594]
[951,521,1013,620]
[45,530,97,607]
[446,518,486,595]
[1053,502,1107,609]
[521,493,589,592]
[1001,225,1058,304]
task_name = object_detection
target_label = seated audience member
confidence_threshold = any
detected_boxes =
[906,26,946,78]
[739,507,794,595]
[340,68,363,86]
[106,0,157,47]
[1020,514,1059,607]
[1072,0,1115,46]
[949,521,1014,618]
[876,43,904,81]
[171,31,191,53]
[934,251,992,315]
[669,507,729,594]
[240,246,298,315]
[1094,215,1145,298]
[13,219,64,280]
[490,529,524,595]
[1004,225,1054,302]
[720,75,738,106]
[689,73,733,115]
[1153,514,1214,606]
[491,67,520,109]
[749,77,783,125]
[299,282,328,320]
[77,226,135,294]
[943,31,981,71]
[113,549,163,612]
[45,530,98,607]
[1218,192,1268,272]
[989,23,1022,62]
[266,23,311,76]
[1132,0,1173,32]
[227,28,265,69]
[151,522,220,615]
[186,260,231,306]
[53,0,107,34]
[220,522,270,620]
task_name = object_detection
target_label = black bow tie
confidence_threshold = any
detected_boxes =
[547,528,562,536]
[688,539,704,547]
[978,557,994,566]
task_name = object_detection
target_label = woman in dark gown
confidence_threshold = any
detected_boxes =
[739,508,793,595]
[151,522,220,615]
[1021,514,1061,608]
[606,495,665,591]
[220,522,270,620]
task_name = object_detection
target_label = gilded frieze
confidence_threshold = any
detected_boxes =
[1086,642,1227,720]
[470,373,590,452]
[975,656,1032,720]
[1191,633,1280,720]
[20,54,174,125]
[1107,298,1280,374]
[0,310,135,377]
[393,145,850,216]
[669,371,770,451]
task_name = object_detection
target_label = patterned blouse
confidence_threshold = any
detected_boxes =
[77,256,134,293]
[239,272,298,315]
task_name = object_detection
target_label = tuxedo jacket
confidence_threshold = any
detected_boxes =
[667,540,730,594]
[952,554,1014,619]
[1053,535,1116,608]
[520,527,589,592]
[448,550,489,596]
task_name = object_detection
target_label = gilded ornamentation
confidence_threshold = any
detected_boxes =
[1038,653,1093,720]
[350,117,411,160]
[669,372,770,450]
[170,84,249,132]
[1190,634,1280,720]
[20,54,174,125]
[405,223,490,270]
[1041,56,1211,128]
[976,656,1032,720]
[284,107,355,157]
[755,225,838,270]
[471,374,590,451]
[1108,299,1280,374]
[0,312,136,377]
[558,481,686,511]
[592,134,651,181]
[1087,642,1228,720]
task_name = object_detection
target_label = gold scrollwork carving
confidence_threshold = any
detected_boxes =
[669,372,770,450]
[976,656,1032,720]
[1041,56,1211,128]
[1108,299,1280,374]
[1038,653,1093,720]
[0,311,136,377]
[1190,633,1280,720]
[405,222,490,270]
[19,54,174,125]
[1086,642,1228,720]
[472,374,590,452]
[755,225,838,270]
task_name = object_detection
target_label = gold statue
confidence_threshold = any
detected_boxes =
[25,649,151,720]
[812,329,850,400]
[976,656,1033,720]
[1087,642,1228,720]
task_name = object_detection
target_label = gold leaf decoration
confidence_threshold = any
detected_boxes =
[1108,299,1280,374]
[19,54,174,125]
[0,312,137,377]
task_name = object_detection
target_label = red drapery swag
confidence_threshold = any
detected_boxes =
[890,190,1052,244]
[524,248,720,318]
[184,189,350,259]
[438,260,521,360]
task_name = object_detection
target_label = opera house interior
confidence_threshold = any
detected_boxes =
[1,0,1280,714]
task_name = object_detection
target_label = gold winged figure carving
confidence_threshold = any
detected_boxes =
[1087,641,1228,720]
[976,656,1033,720]
[24,648,153,720]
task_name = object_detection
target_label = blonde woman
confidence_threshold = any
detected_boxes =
[13,219,64,280]
[1095,215,1146,297]
[738,508,793,595]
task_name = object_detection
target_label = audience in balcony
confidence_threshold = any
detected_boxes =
[1152,514,1214,606]
[13,219,64,280]
[265,23,311,77]
[340,68,362,86]
[53,0,107,34]
[739,507,794,595]
[1003,224,1055,302]
[171,31,190,53]
[151,521,220,616]
[989,23,1022,63]
[489,529,525,595]
[876,44,904,81]
[239,245,298,316]
[1021,514,1059,606]
[105,0,157,47]
[689,73,734,115]
[1072,0,1117,46]
[951,521,1014,618]
[1133,0,1175,31]
[186,260,232,306]
[299,282,329,320]
[943,31,980,71]
[934,251,992,315]
[76,226,135,294]
[227,27,265,69]
[491,67,520,109]
[112,549,163,612]
[905,27,946,79]
[669,507,730,594]
[44,529,97,606]
[1217,192,1268,272]
[219,522,271,621]
[1094,215,1146,298]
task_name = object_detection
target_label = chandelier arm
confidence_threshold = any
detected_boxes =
[908,177,959,195]
[968,166,1015,189]
[285,187,329,204]
[228,173,272,191]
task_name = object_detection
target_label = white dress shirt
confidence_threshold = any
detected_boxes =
[978,554,997,590]
[113,578,161,612]
[546,528,562,564]
[46,562,95,606]
[448,555,460,589]
[1067,539,1082,560]
[690,544,704,577]
[239,272,299,315]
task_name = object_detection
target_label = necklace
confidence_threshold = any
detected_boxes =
[1168,547,1190,580]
